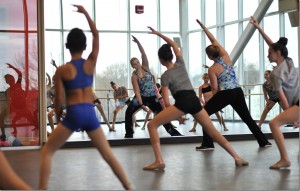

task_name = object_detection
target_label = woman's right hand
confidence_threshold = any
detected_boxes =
[249,16,259,27]
[131,35,139,43]
[73,4,86,14]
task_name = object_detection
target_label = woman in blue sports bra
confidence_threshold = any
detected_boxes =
[189,73,228,132]
[39,5,132,190]
[195,19,271,151]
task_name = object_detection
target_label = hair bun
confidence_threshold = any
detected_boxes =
[277,37,288,46]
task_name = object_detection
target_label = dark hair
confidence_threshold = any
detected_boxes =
[156,83,161,89]
[205,45,220,59]
[158,44,173,61]
[265,70,271,74]
[270,37,288,58]
[110,81,116,86]
[66,28,86,54]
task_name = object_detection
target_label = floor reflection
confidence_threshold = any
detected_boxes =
[57,117,299,142]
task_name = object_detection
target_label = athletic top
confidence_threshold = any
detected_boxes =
[270,57,299,106]
[217,57,240,91]
[63,58,93,90]
[263,81,278,101]
[136,68,156,97]
[114,86,128,102]
[161,56,194,96]
[202,85,212,93]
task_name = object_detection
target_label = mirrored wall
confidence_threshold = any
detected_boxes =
[0,0,39,147]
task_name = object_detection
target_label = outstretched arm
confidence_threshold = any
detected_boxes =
[196,19,228,58]
[74,5,99,64]
[46,73,51,86]
[250,16,273,46]
[7,63,22,83]
[131,35,150,70]
[50,59,58,69]
[148,26,182,58]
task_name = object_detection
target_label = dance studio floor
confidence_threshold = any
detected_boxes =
[2,119,299,190]
[3,138,299,190]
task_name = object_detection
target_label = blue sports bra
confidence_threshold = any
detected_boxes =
[63,58,93,90]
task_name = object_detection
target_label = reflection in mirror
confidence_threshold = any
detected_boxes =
[0,0,39,147]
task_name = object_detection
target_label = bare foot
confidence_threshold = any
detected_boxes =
[143,162,165,170]
[269,160,291,169]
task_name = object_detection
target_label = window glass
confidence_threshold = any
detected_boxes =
[205,0,216,26]
[95,0,127,31]
[263,15,279,69]
[243,0,258,19]
[188,32,203,88]
[267,0,278,13]
[224,0,238,23]
[225,23,238,54]
[130,0,157,31]
[44,0,61,29]
[0,0,24,30]
[62,0,93,30]
[188,0,201,31]
[284,13,298,65]
[27,0,37,30]
[44,31,62,75]
[160,0,179,31]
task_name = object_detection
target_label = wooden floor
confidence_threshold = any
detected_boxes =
[3,138,299,190]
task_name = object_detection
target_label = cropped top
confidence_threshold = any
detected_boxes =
[263,81,278,100]
[217,57,240,91]
[202,85,212,93]
[63,58,93,90]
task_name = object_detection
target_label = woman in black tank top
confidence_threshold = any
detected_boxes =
[189,73,228,132]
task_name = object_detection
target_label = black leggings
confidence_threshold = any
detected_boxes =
[125,96,180,136]
[202,87,269,147]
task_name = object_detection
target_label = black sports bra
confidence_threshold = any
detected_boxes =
[202,85,212,93]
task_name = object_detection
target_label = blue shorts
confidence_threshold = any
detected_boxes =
[61,103,100,132]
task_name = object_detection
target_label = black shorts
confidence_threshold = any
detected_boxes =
[173,90,202,115]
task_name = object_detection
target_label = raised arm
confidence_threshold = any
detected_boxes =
[7,63,22,83]
[74,5,99,64]
[131,35,149,70]
[50,59,58,69]
[196,19,228,58]
[250,16,273,46]
[148,27,182,58]
[46,73,51,86]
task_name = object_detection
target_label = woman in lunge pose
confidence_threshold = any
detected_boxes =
[195,19,271,151]
[143,26,248,170]
[39,5,132,189]
[250,16,299,169]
